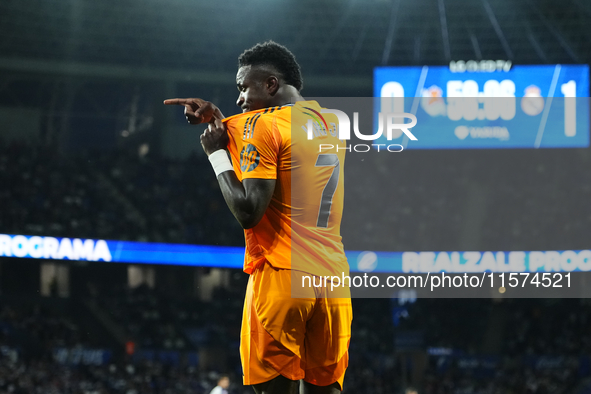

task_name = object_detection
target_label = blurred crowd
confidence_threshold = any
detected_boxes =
[2,290,591,393]
[0,294,244,394]
[0,357,232,394]
[97,282,243,353]
[0,143,242,246]
[401,298,591,394]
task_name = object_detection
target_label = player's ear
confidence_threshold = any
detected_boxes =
[266,76,279,96]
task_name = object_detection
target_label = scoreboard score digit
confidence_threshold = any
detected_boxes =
[374,64,589,149]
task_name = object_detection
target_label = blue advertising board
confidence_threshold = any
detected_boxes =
[1,234,590,274]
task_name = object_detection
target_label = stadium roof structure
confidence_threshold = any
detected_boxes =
[0,0,589,88]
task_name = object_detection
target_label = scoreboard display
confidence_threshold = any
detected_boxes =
[374,64,589,149]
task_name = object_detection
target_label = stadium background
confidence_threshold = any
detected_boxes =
[1,0,591,392]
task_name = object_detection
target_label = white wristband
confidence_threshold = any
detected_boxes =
[208,150,234,177]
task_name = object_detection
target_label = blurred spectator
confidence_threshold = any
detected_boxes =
[210,375,230,394]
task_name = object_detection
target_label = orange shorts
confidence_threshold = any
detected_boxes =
[240,261,352,389]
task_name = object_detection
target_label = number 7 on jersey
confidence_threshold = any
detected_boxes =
[315,154,340,228]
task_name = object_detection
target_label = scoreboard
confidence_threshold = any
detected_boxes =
[373,64,589,149]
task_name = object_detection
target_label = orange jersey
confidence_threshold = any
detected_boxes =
[223,101,348,277]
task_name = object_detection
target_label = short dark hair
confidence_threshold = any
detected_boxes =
[238,41,303,91]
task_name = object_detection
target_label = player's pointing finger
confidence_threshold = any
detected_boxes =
[163,98,191,105]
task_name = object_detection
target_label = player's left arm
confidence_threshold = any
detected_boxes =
[201,120,276,230]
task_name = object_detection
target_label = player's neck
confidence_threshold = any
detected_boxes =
[272,85,304,107]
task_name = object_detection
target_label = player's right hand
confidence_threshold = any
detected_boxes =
[163,98,225,124]
[200,119,229,157]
